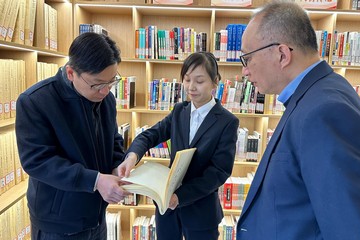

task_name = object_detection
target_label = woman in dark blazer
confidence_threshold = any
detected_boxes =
[118,52,239,240]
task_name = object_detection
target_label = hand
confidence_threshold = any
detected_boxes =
[116,152,138,178]
[168,194,179,210]
[96,173,131,204]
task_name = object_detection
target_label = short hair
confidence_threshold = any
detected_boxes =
[180,52,221,84]
[68,32,121,74]
[252,1,318,53]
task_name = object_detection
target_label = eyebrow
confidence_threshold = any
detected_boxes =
[94,74,118,83]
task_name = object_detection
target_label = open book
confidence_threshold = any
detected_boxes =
[122,148,196,215]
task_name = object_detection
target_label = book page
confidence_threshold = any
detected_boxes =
[122,162,169,210]
[165,148,196,206]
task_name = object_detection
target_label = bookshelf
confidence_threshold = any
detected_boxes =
[0,0,359,239]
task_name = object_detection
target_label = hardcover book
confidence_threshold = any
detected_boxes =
[122,148,196,215]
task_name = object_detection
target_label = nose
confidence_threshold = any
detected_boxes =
[99,86,111,95]
[189,81,196,91]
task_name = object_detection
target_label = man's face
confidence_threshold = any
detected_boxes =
[67,63,118,102]
[240,17,282,94]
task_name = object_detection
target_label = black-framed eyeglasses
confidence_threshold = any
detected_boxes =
[240,43,293,67]
[80,72,121,90]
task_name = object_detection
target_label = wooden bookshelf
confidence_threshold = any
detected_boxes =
[1,0,359,239]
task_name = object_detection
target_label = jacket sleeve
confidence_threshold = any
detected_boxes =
[15,93,98,193]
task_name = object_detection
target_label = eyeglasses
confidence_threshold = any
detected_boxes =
[240,43,293,67]
[80,72,121,90]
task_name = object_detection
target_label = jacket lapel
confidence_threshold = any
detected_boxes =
[239,61,334,219]
[180,102,192,148]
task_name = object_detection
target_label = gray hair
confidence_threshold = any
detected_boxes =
[252,1,318,53]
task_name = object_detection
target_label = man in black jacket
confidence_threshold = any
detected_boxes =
[16,32,130,239]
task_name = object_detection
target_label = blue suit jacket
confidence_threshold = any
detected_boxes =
[127,99,239,229]
[237,61,360,239]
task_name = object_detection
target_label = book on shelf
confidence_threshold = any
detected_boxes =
[211,0,252,7]
[118,123,130,151]
[24,0,37,46]
[122,148,196,215]
[152,0,193,5]
[290,0,337,9]
[12,0,26,44]
[106,211,122,240]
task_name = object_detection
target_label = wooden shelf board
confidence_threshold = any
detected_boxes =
[0,179,28,214]
[0,118,15,128]
[108,203,155,211]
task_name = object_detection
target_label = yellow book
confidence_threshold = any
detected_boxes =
[0,132,4,195]
[44,3,49,49]
[24,0,37,46]
[5,0,20,42]
[6,131,16,190]
[10,60,18,118]
[0,59,4,121]
[12,0,26,44]
[0,0,11,41]
[3,59,11,119]
[122,148,196,215]
[13,131,22,185]
[48,5,57,51]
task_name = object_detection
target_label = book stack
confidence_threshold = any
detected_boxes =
[106,211,122,240]
[135,26,207,60]
[219,174,254,211]
[148,78,184,111]
[0,59,26,120]
[113,76,136,110]
[79,23,108,36]
[0,197,30,239]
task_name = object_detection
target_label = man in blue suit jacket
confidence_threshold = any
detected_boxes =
[237,2,360,239]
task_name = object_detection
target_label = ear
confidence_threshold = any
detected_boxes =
[278,44,292,69]
[66,65,75,82]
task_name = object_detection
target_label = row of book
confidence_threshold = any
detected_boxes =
[111,76,137,110]
[135,26,207,61]
[37,62,59,82]
[332,31,360,66]
[219,173,254,210]
[106,211,122,240]
[0,0,36,45]
[0,130,27,196]
[0,197,31,240]
[147,78,185,111]
[352,0,360,9]
[235,128,261,162]
[132,215,156,240]
[0,0,57,49]
[215,76,265,114]
[0,59,26,120]
[315,30,332,61]
[130,213,243,240]
[219,214,239,240]
[213,24,247,62]
[79,23,109,36]
[150,0,338,8]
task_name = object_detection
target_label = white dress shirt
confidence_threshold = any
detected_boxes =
[189,97,216,144]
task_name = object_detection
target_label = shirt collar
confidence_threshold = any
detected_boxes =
[278,60,322,104]
[191,97,216,118]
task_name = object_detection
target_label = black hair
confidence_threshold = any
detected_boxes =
[68,32,121,74]
[180,52,221,84]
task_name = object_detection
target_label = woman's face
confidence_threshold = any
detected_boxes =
[182,65,217,108]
